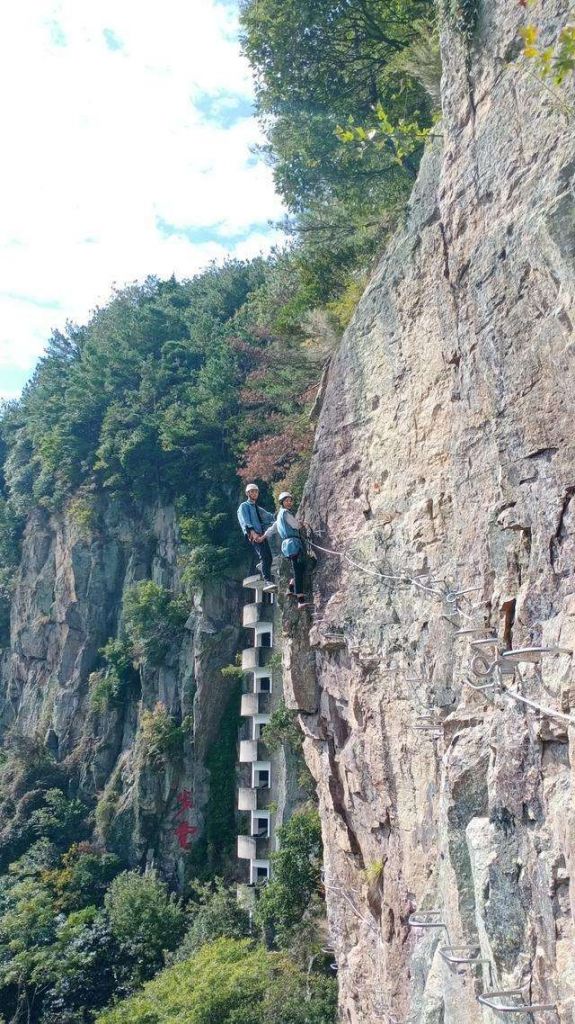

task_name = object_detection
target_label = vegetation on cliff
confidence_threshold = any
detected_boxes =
[0,1,440,1020]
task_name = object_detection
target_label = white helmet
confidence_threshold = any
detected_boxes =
[245,483,259,494]
[278,491,293,504]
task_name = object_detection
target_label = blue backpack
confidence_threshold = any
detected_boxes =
[277,508,303,558]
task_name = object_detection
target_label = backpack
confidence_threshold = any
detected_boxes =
[277,508,303,558]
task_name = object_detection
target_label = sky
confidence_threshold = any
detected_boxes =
[0,0,284,400]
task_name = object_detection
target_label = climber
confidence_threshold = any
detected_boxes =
[264,492,309,609]
[237,483,277,592]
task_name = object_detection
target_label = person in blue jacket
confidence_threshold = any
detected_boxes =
[264,491,308,609]
[237,483,277,591]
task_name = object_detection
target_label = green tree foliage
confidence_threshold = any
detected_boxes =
[241,0,434,208]
[175,879,251,958]
[255,807,323,947]
[188,684,241,880]
[0,259,322,589]
[89,637,140,712]
[96,937,337,1024]
[104,870,186,981]
[123,581,189,664]
[40,843,121,913]
[137,702,190,769]
[520,20,575,87]
[261,702,302,752]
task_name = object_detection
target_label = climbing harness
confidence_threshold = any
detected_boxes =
[277,507,304,558]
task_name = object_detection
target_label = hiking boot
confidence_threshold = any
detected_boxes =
[262,581,277,593]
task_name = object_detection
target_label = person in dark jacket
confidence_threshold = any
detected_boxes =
[264,491,308,608]
[237,483,277,591]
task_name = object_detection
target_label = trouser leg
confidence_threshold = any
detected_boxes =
[252,540,273,582]
[291,554,306,595]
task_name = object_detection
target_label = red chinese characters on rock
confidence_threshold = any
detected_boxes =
[176,789,194,813]
[173,789,197,849]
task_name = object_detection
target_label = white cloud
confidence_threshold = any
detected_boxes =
[0,0,284,394]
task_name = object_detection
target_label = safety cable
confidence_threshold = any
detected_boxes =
[502,685,575,729]
[310,540,448,597]
[309,540,574,729]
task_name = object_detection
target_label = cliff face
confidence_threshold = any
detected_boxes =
[285,1,575,1020]
[0,499,242,880]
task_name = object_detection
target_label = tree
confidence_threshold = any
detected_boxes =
[240,0,434,213]
[255,807,323,946]
[95,938,337,1024]
[174,880,250,959]
[104,871,186,981]
[123,582,189,665]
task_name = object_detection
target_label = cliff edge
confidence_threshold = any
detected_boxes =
[285,1,575,1020]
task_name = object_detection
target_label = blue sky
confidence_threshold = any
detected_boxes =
[0,1,284,399]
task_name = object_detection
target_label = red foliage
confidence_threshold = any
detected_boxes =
[238,423,313,482]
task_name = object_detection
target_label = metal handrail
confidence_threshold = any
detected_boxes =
[455,627,496,637]
[463,676,498,692]
[439,945,491,969]
[477,989,556,1015]
[501,646,573,664]
[408,910,447,930]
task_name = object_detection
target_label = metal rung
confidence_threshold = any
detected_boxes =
[455,628,495,637]
[464,676,497,692]
[470,638,500,649]
[477,989,556,1015]
[446,587,483,601]
[439,945,491,967]
[412,715,443,734]
[409,912,446,930]
[501,646,573,664]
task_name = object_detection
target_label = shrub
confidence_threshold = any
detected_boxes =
[391,22,442,107]
[174,879,250,959]
[364,859,385,888]
[123,581,189,664]
[221,653,245,681]
[261,703,301,753]
[95,773,122,843]
[325,276,367,330]
[104,870,186,981]
[180,543,235,588]
[137,703,190,769]
[255,807,323,948]
[95,937,337,1024]
[89,637,138,712]
[41,843,121,912]
[89,670,121,713]
[28,790,89,848]
[67,496,97,536]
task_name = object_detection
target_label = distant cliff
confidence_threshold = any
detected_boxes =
[284,1,575,1020]
[0,498,242,880]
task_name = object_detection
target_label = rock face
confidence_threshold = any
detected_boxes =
[285,2,575,1020]
[0,498,242,880]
